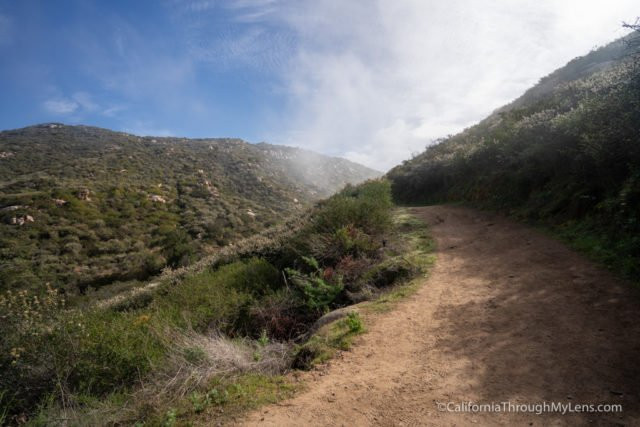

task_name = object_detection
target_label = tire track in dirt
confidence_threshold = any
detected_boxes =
[236,205,640,426]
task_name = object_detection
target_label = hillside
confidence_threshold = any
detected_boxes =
[0,179,427,425]
[0,124,379,293]
[388,33,640,280]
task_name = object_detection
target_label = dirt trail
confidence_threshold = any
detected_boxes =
[237,206,640,426]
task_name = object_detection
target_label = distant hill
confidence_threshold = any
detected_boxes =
[0,124,379,292]
[388,32,640,279]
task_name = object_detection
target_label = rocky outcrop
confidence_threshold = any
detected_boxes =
[9,215,35,226]
[77,188,91,201]
[305,307,359,338]
[204,179,219,197]
[149,194,167,203]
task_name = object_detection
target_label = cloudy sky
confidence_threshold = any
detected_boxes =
[0,1,637,170]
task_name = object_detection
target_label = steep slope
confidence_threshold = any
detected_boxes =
[388,33,640,279]
[0,124,379,292]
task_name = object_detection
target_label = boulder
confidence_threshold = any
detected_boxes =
[306,307,358,338]
[77,188,91,201]
[149,194,167,203]
[9,215,34,226]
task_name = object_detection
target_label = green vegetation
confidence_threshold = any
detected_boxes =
[365,211,436,314]
[0,179,432,425]
[150,374,299,426]
[0,124,379,294]
[293,209,435,369]
[293,311,366,368]
[388,33,640,282]
[285,256,345,312]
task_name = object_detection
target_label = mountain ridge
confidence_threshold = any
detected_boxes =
[0,123,380,293]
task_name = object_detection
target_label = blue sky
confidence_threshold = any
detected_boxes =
[0,0,292,140]
[0,0,637,170]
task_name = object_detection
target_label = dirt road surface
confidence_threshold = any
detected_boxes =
[237,205,640,426]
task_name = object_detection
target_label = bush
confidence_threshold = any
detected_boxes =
[357,257,415,290]
[344,312,364,333]
[154,258,280,332]
[285,257,344,313]
[312,180,393,236]
[0,286,166,416]
[243,289,312,340]
[0,258,282,419]
[61,310,166,395]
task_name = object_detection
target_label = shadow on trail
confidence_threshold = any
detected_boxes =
[417,206,640,424]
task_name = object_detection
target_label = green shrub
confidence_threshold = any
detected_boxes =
[313,180,392,236]
[285,257,344,313]
[344,312,364,333]
[0,287,166,415]
[61,310,166,395]
[357,257,415,289]
[154,258,279,332]
[162,229,196,268]
[0,258,283,418]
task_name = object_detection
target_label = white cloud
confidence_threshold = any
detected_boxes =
[247,0,639,170]
[72,92,99,112]
[43,98,79,114]
[43,91,128,119]
[184,1,217,12]
[102,104,127,117]
[186,26,294,71]
[32,1,639,170]
[173,2,295,73]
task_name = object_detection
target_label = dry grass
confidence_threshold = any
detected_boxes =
[33,329,293,426]
[145,330,291,400]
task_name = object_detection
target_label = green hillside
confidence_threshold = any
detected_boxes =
[0,179,436,425]
[0,124,379,293]
[388,32,640,280]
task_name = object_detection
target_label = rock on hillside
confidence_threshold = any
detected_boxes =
[0,124,379,293]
